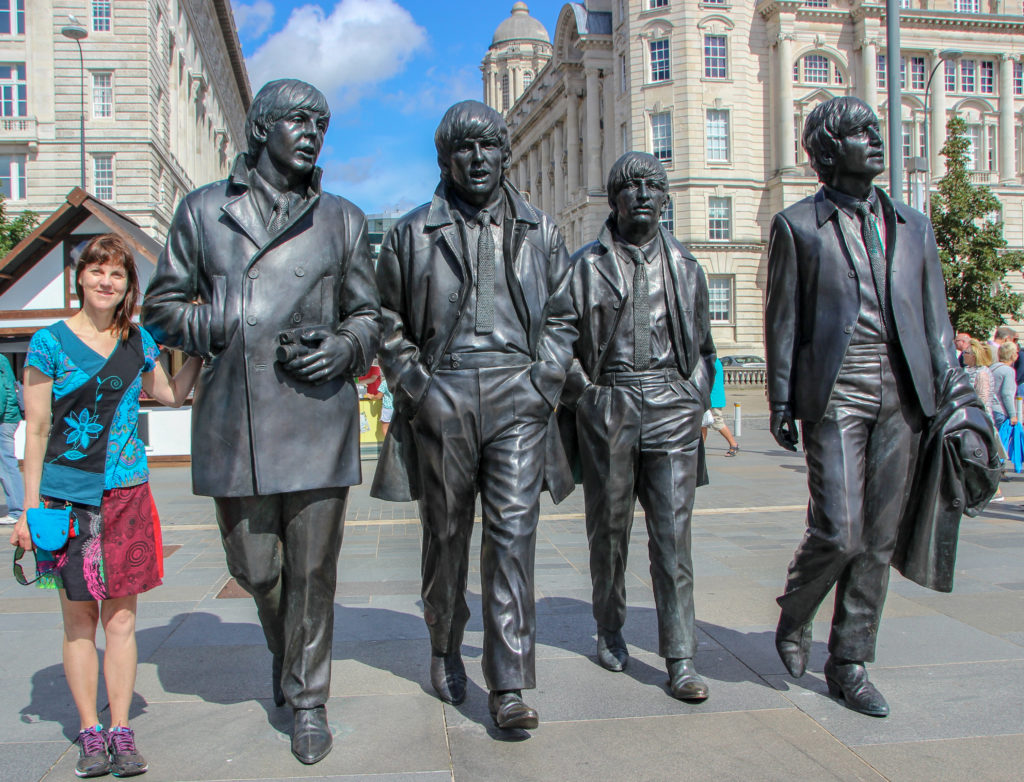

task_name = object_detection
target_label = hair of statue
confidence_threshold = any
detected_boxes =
[74,233,140,342]
[434,100,511,183]
[245,79,331,159]
[802,96,878,183]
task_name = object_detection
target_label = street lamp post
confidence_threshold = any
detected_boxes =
[60,17,88,190]
[922,49,963,217]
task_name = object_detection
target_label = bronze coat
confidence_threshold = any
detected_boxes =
[142,157,381,497]
[370,182,577,503]
[562,221,716,408]
[765,187,959,422]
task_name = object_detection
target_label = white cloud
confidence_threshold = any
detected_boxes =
[244,0,428,106]
[321,149,438,214]
[231,1,274,39]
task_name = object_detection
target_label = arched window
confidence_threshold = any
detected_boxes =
[523,71,534,90]
[793,54,844,86]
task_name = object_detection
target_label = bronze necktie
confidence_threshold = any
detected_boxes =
[268,192,291,234]
[856,200,888,333]
[476,209,495,334]
[629,246,650,370]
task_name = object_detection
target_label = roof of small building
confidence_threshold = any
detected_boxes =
[492,2,550,46]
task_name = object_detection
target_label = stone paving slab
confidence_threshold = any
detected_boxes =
[4,426,1024,780]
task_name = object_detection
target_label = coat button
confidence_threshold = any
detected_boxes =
[451,356,461,368]
[449,292,458,302]
[613,301,620,310]
[246,315,257,326]
[248,268,259,279]
[599,341,607,350]
[952,498,963,509]
[292,313,302,324]
[973,448,983,457]
[295,267,305,277]
[844,326,853,334]
[848,271,855,278]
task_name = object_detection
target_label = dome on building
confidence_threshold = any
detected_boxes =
[491,3,550,47]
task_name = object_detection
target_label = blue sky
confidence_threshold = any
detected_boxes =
[229,0,567,214]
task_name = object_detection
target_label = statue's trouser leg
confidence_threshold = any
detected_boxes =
[778,349,921,663]
[412,366,546,691]
[579,378,702,659]
[215,488,348,707]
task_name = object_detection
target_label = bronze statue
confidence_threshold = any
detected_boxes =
[562,152,715,701]
[766,96,969,716]
[370,100,577,730]
[142,79,381,762]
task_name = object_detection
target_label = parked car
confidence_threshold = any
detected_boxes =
[720,354,767,369]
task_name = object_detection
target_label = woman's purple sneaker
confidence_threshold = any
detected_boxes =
[74,725,110,778]
[108,726,148,777]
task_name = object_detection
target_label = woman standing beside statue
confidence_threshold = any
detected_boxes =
[9,234,201,778]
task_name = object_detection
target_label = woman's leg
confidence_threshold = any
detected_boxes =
[100,594,138,728]
[59,592,101,730]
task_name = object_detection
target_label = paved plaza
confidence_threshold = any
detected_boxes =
[1,392,1023,781]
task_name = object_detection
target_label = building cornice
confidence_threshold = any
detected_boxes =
[209,0,253,110]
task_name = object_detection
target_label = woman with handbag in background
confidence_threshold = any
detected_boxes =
[9,234,201,778]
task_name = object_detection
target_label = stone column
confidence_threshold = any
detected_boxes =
[566,84,580,197]
[541,131,552,214]
[776,34,796,173]
[512,67,521,104]
[929,51,947,181]
[603,73,616,176]
[553,121,565,215]
[999,55,1016,183]
[585,67,603,191]
[860,39,878,113]
[529,143,540,204]
[517,158,527,193]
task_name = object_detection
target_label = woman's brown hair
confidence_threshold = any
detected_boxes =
[74,234,140,341]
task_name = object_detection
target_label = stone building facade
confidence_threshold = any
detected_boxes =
[0,0,250,242]
[483,3,554,114]
[493,0,1024,355]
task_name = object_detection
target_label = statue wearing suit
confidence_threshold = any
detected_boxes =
[371,101,577,730]
[562,152,716,701]
[766,97,962,716]
[142,80,381,762]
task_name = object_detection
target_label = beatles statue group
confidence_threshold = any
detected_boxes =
[142,80,996,764]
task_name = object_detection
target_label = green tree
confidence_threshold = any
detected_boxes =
[0,194,38,259]
[930,114,1024,337]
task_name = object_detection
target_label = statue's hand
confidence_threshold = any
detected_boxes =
[770,404,799,452]
[282,327,353,385]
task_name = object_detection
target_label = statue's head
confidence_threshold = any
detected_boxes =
[803,96,884,189]
[606,151,669,242]
[245,79,331,178]
[435,100,511,207]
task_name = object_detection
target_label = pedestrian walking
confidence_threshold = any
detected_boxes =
[0,353,24,524]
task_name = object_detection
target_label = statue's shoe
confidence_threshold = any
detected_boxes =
[291,706,332,764]
[596,627,628,672]
[488,690,539,730]
[430,650,467,705]
[823,658,889,717]
[667,658,709,702]
[775,616,812,678]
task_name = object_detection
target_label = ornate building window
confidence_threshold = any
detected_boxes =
[92,0,112,33]
[0,0,25,35]
[649,0,669,7]
[877,54,887,89]
[980,61,994,94]
[651,111,672,163]
[707,276,733,323]
[501,73,509,112]
[804,0,828,7]
[0,63,26,116]
[795,54,843,86]
[649,39,670,82]
[954,0,980,12]
[704,35,727,79]
[0,153,26,200]
[945,60,956,92]
[523,71,533,90]
[660,196,674,233]
[93,155,114,201]
[909,57,926,90]
[961,59,976,93]
[705,109,730,163]
[708,196,731,241]
[92,72,113,118]
[1015,62,1023,96]
[964,124,982,170]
